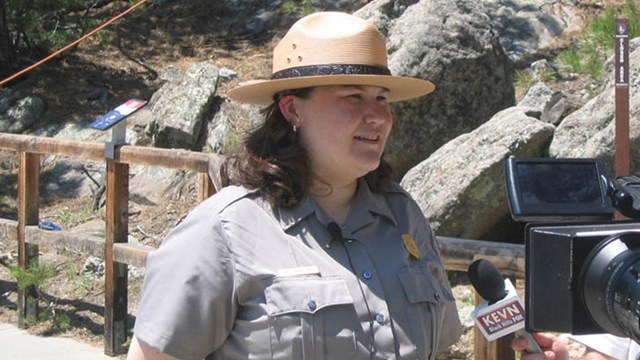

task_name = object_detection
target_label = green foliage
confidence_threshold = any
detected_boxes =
[121,336,132,351]
[513,67,554,96]
[513,70,532,97]
[9,261,72,327]
[513,69,535,95]
[4,0,117,56]
[282,0,318,16]
[64,262,97,294]
[556,0,640,84]
[53,311,72,327]
[9,261,58,290]
[55,202,97,228]
[29,304,72,328]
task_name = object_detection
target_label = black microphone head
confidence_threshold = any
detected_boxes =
[468,259,507,303]
[327,222,343,242]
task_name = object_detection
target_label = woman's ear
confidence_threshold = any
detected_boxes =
[278,95,298,125]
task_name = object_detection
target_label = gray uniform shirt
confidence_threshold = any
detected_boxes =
[133,180,462,359]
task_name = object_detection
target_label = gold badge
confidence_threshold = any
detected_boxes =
[402,234,420,259]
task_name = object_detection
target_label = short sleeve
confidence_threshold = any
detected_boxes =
[133,199,236,360]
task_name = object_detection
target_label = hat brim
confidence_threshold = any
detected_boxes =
[227,74,435,105]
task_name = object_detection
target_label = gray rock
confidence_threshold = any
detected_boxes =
[218,67,238,79]
[206,100,261,154]
[401,107,554,239]
[6,96,45,133]
[540,94,584,125]
[401,38,640,242]
[40,158,105,199]
[357,0,515,178]
[149,61,221,150]
[0,115,12,132]
[82,256,106,279]
[518,81,557,111]
[128,166,183,206]
[0,88,21,114]
[481,0,584,63]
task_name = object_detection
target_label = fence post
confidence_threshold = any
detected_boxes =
[198,172,215,201]
[104,159,129,355]
[17,151,40,328]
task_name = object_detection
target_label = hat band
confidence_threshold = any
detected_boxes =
[271,64,391,80]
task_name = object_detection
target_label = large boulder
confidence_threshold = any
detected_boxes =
[400,37,640,242]
[0,96,45,133]
[401,107,554,240]
[147,61,220,150]
[480,0,586,63]
[357,0,516,178]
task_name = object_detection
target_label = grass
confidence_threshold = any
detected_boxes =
[556,0,639,85]
[64,261,99,296]
[52,201,101,229]
[513,67,556,97]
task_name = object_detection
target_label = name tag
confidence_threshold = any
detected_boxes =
[277,266,321,277]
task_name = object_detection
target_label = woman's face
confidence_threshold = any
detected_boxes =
[282,85,393,185]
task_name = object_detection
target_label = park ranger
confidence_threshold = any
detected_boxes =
[128,11,462,360]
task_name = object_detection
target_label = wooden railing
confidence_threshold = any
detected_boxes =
[0,132,522,359]
[1,132,219,356]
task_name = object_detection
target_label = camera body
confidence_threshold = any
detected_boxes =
[525,221,640,336]
[505,158,640,340]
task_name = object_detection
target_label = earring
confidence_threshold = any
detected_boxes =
[293,125,298,133]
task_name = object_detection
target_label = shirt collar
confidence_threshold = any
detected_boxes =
[346,178,398,234]
[276,178,398,234]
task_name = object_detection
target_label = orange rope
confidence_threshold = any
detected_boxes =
[0,0,149,87]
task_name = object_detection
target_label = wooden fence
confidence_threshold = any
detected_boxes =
[0,132,524,359]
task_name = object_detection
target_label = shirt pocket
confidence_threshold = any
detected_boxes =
[398,263,455,360]
[264,275,357,360]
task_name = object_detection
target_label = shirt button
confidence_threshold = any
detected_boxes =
[308,300,317,311]
[346,238,353,244]
[375,313,385,324]
[362,271,372,280]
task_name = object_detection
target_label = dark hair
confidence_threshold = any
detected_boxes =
[225,87,393,208]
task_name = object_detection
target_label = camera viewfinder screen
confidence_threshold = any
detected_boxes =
[505,158,613,221]
[516,162,603,205]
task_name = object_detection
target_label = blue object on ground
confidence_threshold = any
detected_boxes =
[38,221,61,231]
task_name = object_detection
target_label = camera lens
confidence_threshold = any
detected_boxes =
[581,232,640,343]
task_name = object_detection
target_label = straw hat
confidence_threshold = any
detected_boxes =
[227,12,435,105]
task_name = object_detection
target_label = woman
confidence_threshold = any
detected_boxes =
[127,11,461,360]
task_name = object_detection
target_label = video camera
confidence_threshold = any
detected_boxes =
[504,157,640,343]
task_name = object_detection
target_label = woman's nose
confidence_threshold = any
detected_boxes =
[363,104,391,125]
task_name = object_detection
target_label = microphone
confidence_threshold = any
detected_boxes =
[327,222,344,243]
[468,259,542,354]
[326,221,376,354]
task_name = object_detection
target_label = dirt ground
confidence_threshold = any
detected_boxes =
[0,0,619,358]
[0,199,197,359]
